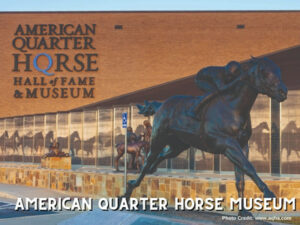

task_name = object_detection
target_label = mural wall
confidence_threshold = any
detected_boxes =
[280,90,300,174]
[0,98,298,175]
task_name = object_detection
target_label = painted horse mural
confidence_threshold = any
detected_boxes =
[19,131,54,154]
[281,121,300,160]
[33,131,44,153]
[5,131,20,152]
[249,121,270,159]
[69,131,81,156]
[123,57,287,217]
[0,131,8,152]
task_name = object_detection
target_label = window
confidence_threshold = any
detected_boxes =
[236,24,245,29]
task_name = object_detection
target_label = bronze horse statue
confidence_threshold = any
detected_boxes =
[122,57,287,217]
[115,141,148,172]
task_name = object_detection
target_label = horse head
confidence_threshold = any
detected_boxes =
[13,130,20,144]
[258,121,269,131]
[248,57,287,102]
[284,121,298,133]
[13,130,19,138]
[3,131,8,139]
[70,131,81,142]
[45,131,54,145]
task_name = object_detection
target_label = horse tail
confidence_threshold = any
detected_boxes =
[136,101,162,116]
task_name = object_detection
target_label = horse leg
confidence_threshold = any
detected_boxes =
[141,154,145,170]
[122,137,165,198]
[148,142,187,173]
[136,152,141,172]
[234,144,253,217]
[136,145,147,172]
[114,150,124,172]
[130,154,136,169]
[128,154,133,169]
[145,144,150,158]
[223,138,275,198]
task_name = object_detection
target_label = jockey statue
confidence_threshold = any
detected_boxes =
[127,127,139,144]
[189,61,244,119]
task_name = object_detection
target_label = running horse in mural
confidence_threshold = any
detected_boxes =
[0,131,8,152]
[249,122,270,159]
[122,57,288,217]
[5,131,21,153]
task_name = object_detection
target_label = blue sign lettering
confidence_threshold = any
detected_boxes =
[122,112,127,128]
[33,53,54,76]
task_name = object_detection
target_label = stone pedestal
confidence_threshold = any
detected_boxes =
[41,157,71,170]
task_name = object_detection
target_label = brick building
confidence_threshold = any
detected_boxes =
[0,11,299,175]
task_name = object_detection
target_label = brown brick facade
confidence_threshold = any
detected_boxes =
[1,12,300,117]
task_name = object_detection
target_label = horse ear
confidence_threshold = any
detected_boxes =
[136,104,144,113]
[250,55,259,62]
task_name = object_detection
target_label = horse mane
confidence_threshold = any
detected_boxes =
[283,121,297,132]
[241,56,262,72]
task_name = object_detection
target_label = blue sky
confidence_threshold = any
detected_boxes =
[2,0,300,11]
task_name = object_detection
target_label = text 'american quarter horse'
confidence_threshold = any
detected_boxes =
[123,57,288,217]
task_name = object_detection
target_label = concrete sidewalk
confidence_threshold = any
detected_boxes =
[58,208,203,225]
[0,183,81,225]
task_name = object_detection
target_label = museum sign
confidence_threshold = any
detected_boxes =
[12,24,97,99]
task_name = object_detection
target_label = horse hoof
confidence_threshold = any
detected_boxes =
[238,209,254,218]
[263,189,276,198]
[147,166,157,174]
[118,195,129,201]
[128,180,137,188]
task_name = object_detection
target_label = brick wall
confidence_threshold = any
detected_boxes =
[1,12,300,117]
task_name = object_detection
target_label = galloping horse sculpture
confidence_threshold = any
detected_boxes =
[122,57,287,216]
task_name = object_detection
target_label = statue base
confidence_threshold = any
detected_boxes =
[41,157,71,170]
